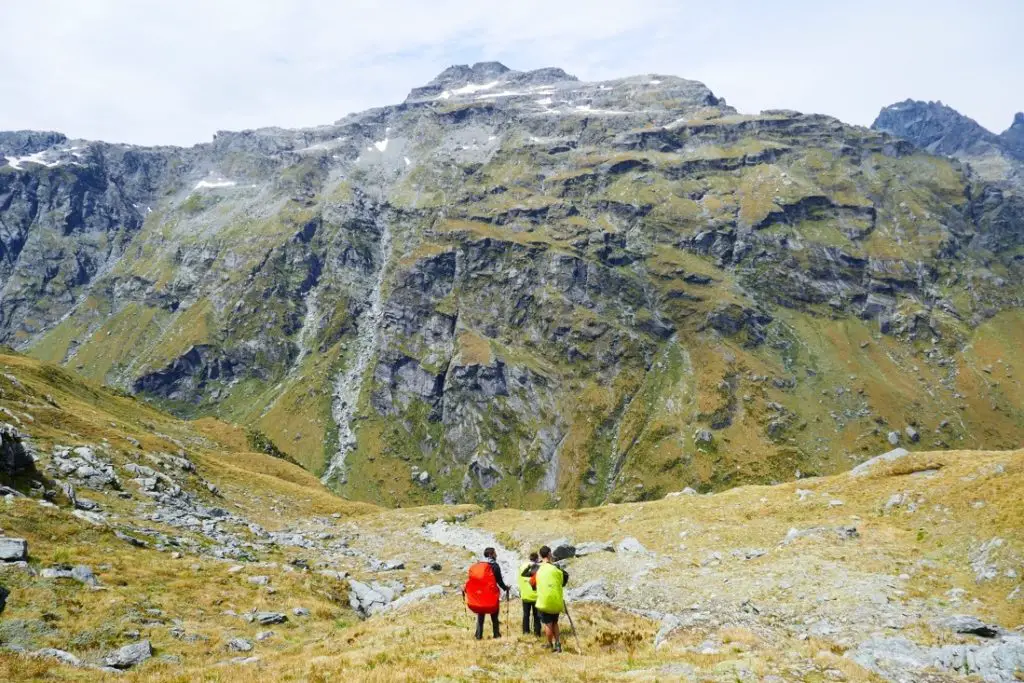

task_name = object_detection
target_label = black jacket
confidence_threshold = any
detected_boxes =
[488,558,509,592]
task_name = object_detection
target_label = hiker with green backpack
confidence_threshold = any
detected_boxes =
[528,545,569,652]
[518,551,541,636]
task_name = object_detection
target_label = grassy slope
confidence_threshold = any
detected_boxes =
[0,351,1021,681]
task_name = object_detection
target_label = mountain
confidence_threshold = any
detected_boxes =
[0,349,1022,681]
[2,63,1024,508]
[872,99,1024,185]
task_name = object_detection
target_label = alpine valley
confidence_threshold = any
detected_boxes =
[2,62,1023,510]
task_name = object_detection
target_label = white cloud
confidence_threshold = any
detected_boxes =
[0,0,1019,145]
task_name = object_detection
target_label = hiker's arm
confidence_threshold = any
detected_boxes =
[493,563,509,592]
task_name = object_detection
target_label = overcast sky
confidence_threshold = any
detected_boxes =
[1,0,1020,146]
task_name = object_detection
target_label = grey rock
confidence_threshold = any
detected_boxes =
[0,424,34,476]
[256,631,274,641]
[616,537,648,553]
[654,614,681,649]
[40,565,99,586]
[940,615,1000,638]
[693,429,714,445]
[574,541,615,556]
[292,607,310,617]
[348,579,392,618]
[0,584,8,614]
[851,448,909,477]
[380,584,444,613]
[34,648,82,666]
[227,638,253,652]
[248,575,270,586]
[0,537,28,562]
[904,426,920,443]
[886,431,901,446]
[252,612,287,625]
[566,580,610,603]
[851,635,1024,682]
[103,639,152,669]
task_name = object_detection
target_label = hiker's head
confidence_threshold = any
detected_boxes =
[539,545,551,560]
[483,547,496,560]
[529,552,539,562]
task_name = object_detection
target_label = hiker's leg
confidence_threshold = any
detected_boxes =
[475,612,484,640]
[522,601,531,634]
[552,619,561,646]
[491,611,500,638]
[531,603,541,636]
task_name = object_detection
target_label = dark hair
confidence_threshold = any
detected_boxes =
[539,545,551,559]
[484,547,496,559]
[529,552,539,562]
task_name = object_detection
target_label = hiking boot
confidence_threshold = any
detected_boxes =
[553,641,563,653]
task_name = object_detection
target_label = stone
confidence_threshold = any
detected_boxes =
[616,537,648,553]
[566,580,610,603]
[940,615,999,638]
[0,584,8,614]
[348,579,392,618]
[551,542,575,562]
[248,575,270,586]
[252,612,287,625]
[0,424,34,476]
[380,584,444,613]
[227,638,253,652]
[34,648,82,666]
[0,537,28,562]
[694,428,714,445]
[887,431,900,446]
[574,541,614,556]
[851,448,909,477]
[905,426,920,442]
[256,631,274,641]
[103,639,152,669]
[292,607,310,617]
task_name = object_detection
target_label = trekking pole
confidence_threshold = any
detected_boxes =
[563,601,582,653]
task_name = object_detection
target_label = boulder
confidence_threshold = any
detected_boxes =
[227,638,253,652]
[251,612,287,626]
[0,537,28,562]
[887,431,901,446]
[566,580,610,603]
[905,425,920,443]
[940,615,999,638]
[348,579,392,618]
[616,537,648,553]
[103,640,152,669]
[34,648,82,666]
[0,424,34,476]
[693,429,714,445]
[550,542,576,562]
[0,584,8,614]
[575,541,614,557]
[851,448,909,477]
[381,584,444,613]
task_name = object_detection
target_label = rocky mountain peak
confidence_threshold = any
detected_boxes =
[405,62,577,101]
[1000,112,1024,157]
[0,130,68,157]
[871,99,996,157]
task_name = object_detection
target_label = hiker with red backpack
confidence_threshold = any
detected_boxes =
[463,547,509,639]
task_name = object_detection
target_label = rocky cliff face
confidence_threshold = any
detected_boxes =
[3,64,1024,507]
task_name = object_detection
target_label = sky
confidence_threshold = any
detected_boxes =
[1,0,1020,146]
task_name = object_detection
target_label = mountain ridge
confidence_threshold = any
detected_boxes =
[2,66,1023,508]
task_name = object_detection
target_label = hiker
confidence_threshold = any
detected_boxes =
[530,544,569,652]
[464,547,509,639]
[518,551,541,636]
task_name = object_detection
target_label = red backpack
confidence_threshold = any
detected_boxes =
[464,561,500,615]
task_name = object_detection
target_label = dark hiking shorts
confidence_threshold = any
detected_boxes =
[539,611,560,625]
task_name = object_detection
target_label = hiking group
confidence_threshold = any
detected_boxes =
[463,545,571,653]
